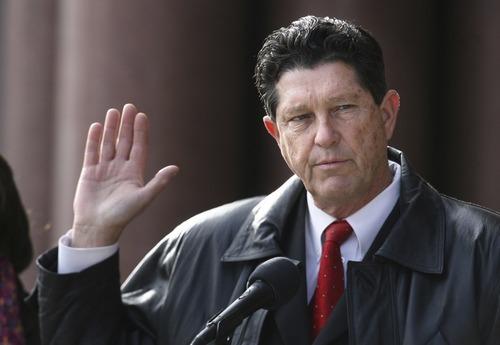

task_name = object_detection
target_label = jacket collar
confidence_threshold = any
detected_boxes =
[221,175,305,262]
[222,147,445,275]
[376,147,445,274]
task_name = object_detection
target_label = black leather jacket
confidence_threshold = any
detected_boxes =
[33,148,500,344]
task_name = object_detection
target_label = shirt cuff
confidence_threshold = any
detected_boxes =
[57,229,119,274]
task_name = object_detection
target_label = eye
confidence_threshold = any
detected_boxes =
[332,105,356,119]
[337,104,353,111]
[292,114,310,121]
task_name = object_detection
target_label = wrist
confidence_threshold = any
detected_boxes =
[71,223,121,248]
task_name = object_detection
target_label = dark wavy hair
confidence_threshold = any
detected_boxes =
[254,15,387,120]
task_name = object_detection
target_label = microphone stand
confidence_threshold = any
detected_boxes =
[190,281,273,345]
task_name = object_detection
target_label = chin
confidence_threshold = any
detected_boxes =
[311,182,352,201]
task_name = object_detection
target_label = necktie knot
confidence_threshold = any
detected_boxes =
[324,220,353,245]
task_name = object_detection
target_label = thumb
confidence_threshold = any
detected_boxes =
[142,165,180,202]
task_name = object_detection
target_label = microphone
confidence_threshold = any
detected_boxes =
[190,256,301,345]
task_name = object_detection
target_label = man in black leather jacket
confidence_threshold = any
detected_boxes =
[32,16,500,344]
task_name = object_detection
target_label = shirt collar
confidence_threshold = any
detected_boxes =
[307,161,401,259]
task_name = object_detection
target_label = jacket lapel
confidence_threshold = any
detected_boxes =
[272,193,310,345]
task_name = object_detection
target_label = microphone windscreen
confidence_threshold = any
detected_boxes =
[247,256,301,310]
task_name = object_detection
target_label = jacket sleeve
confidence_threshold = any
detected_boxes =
[31,196,263,345]
[32,248,157,345]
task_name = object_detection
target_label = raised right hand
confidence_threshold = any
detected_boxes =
[71,104,179,248]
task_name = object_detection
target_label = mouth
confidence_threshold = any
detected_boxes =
[316,157,347,165]
[314,158,349,169]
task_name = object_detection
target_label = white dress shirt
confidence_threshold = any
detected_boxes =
[305,161,401,301]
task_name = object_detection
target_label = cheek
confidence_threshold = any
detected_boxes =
[280,140,299,163]
[361,115,387,144]
[351,120,387,165]
[352,122,375,149]
[279,137,308,171]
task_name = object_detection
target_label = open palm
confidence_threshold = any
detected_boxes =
[72,104,179,247]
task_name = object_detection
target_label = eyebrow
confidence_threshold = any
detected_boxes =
[326,95,353,103]
[281,95,353,115]
[281,104,309,116]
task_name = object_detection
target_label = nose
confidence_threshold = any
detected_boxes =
[314,117,339,147]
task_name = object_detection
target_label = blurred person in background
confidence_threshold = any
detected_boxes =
[0,154,40,345]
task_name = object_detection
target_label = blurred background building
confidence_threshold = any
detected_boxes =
[0,0,499,288]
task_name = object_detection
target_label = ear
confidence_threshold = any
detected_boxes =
[379,89,400,140]
[263,116,280,144]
